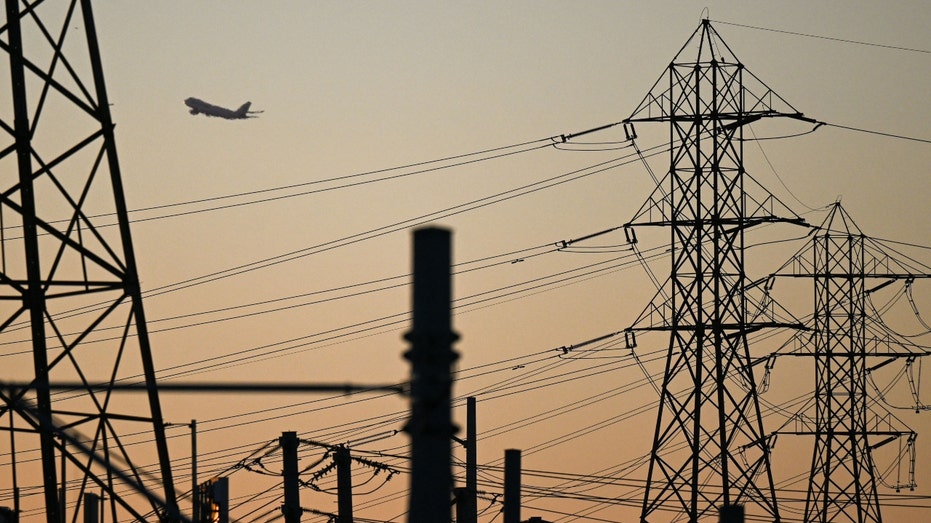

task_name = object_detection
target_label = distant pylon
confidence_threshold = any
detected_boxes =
[0,1,177,521]
[624,19,811,522]
[773,202,927,523]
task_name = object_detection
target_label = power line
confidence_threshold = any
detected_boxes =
[24,124,629,236]
[141,148,656,298]
[823,122,931,145]
[16,136,555,236]
[0,138,670,344]
[711,19,931,54]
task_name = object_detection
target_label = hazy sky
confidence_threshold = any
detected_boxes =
[4,1,931,522]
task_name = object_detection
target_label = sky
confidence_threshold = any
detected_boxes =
[3,1,931,522]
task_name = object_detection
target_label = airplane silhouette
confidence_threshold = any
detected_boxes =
[184,97,263,119]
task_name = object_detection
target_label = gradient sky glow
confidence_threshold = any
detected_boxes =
[4,2,931,522]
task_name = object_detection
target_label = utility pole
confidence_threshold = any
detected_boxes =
[191,421,198,523]
[84,493,100,523]
[503,449,521,523]
[404,227,458,523]
[281,432,301,523]
[60,438,67,523]
[466,397,478,523]
[335,446,353,523]
[625,18,810,522]
[454,396,478,523]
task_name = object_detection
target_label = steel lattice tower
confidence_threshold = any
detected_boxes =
[0,1,178,521]
[776,203,925,523]
[624,20,810,522]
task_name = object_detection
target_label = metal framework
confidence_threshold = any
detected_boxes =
[0,1,177,521]
[624,19,808,522]
[777,203,925,523]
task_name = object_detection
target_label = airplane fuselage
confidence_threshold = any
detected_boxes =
[184,97,256,119]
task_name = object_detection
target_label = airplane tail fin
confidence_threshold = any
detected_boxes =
[235,102,252,117]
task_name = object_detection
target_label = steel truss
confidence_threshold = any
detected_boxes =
[776,203,927,523]
[0,1,177,521]
[624,19,808,522]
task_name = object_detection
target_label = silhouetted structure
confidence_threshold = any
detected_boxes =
[196,477,228,523]
[404,227,458,523]
[718,505,743,523]
[281,432,301,523]
[503,449,521,523]
[335,445,353,523]
[624,19,810,522]
[773,203,925,523]
[0,1,176,521]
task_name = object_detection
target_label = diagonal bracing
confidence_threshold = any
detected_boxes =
[624,19,812,523]
[772,203,929,523]
[0,2,178,521]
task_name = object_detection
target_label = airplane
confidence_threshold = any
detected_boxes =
[184,97,262,119]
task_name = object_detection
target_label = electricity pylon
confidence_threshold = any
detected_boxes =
[623,19,811,522]
[0,1,178,521]
[773,202,927,523]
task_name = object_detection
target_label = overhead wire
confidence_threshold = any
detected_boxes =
[747,123,819,212]
[16,236,916,520]
[246,143,931,523]
[5,208,832,516]
[139,144,663,298]
[148,252,646,381]
[3,332,660,512]
[0,240,561,355]
[9,237,648,392]
[0,131,656,348]
[10,98,931,520]
[823,122,931,145]
[0,139,669,346]
[16,125,824,468]
[3,102,928,523]
[208,344,668,516]
[17,238,659,391]
[696,21,931,147]
[11,135,558,236]
[21,324,916,520]
[488,386,832,520]
[0,237,649,370]
[710,19,931,54]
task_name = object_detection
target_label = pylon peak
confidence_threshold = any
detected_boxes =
[626,20,806,124]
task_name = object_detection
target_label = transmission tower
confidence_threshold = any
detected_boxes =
[623,19,811,522]
[773,202,928,523]
[0,2,177,522]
